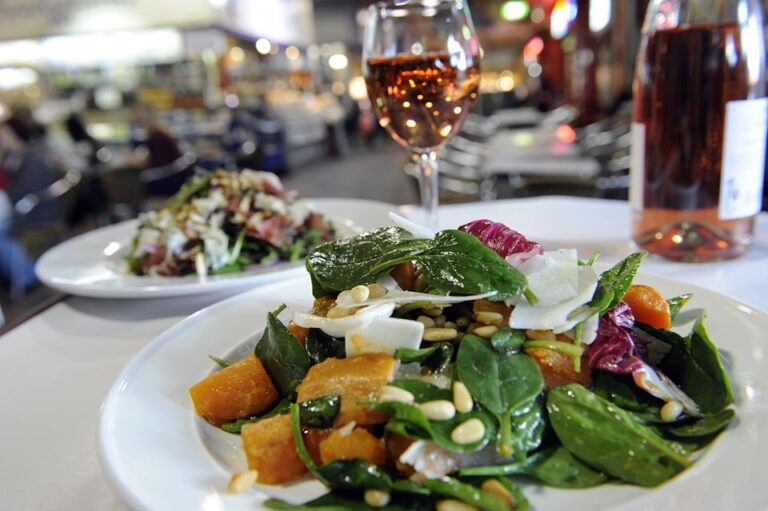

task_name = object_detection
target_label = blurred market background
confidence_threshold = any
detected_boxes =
[1,0,766,324]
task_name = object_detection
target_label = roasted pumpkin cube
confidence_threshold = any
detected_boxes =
[525,347,591,390]
[387,433,415,476]
[319,427,387,466]
[296,353,396,426]
[189,354,278,426]
[304,427,332,466]
[241,414,307,484]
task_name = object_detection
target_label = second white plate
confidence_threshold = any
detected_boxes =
[36,198,395,298]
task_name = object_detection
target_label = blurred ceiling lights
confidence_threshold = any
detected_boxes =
[589,0,612,32]
[550,0,577,39]
[0,68,38,90]
[328,53,349,70]
[0,29,183,69]
[500,0,530,22]
[255,38,272,55]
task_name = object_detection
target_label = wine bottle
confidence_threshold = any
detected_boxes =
[630,0,767,261]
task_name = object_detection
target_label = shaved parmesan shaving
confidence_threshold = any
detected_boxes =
[336,288,495,308]
[388,212,435,239]
[292,302,395,338]
[346,317,424,357]
[509,265,598,331]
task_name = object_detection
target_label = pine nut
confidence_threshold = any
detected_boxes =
[660,400,684,422]
[526,329,556,341]
[480,479,517,509]
[418,400,456,421]
[364,489,391,508]
[327,305,358,319]
[456,316,471,328]
[226,470,258,494]
[423,307,443,317]
[444,321,458,330]
[417,315,435,328]
[452,381,473,413]
[350,284,370,303]
[436,499,478,511]
[367,283,388,298]
[434,315,447,327]
[414,273,428,292]
[423,327,458,342]
[450,418,485,444]
[475,311,504,325]
[380,385,415,404]
[473,325,498,339]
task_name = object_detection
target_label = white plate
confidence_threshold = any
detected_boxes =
[98,272,768,511]
[36,199,395,298]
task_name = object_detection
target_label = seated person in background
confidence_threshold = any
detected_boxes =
[145,124,182,169]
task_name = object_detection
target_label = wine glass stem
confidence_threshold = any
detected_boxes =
[415,150,439,230]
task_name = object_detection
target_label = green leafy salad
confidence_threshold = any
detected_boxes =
[189,216,735,511]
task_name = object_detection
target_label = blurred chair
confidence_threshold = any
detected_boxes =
[10,169,83,297]
[141,152,197,197]
[100,165,144,221]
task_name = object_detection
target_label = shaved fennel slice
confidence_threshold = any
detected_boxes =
[388,212,435,239]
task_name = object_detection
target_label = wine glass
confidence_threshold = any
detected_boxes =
[363,0,481,228]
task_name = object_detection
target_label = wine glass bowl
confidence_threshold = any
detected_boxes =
[363,0,481,227]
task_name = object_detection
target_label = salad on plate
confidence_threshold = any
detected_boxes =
[126,169,336,277]
[189,215,734,510]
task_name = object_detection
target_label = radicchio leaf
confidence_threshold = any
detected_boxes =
[458,219,543,258]
[588,302,700,415]
[587,302,644,374]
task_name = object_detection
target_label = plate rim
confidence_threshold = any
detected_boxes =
[97,269,768,510]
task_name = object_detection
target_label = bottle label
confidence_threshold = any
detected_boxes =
[719,98,768,220]
[629,122,645,211]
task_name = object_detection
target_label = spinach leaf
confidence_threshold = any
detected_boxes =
[462,447,608,489]
[307,227,430,296]
[394,343,454,374]
[408,230,527,301]
[208,355,233,367]
[254,305,311,397]
[506,398,546,457]
[306,228,527,301]
[289,402,326,486]
[316,459,393,491]
[265,493,432,511]
[306,329,346,365]
[490,327,525,355]
[371,380,497,453]
[650,316,733,414]
[220,394,338,433]
[677,317,735,414]
[525,448,607,488]
[389,379,451,402]
[456,335,544,457]
[220,398,291,433]
[667,408,735,438]
[667,293,693,320]
[590,252,646,312]
[299,393,341,428]
[422,477,509,511]
[591,373,662,421]
[547,384,690,487]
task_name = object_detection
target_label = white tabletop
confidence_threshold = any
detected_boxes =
[2,196,767,511]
